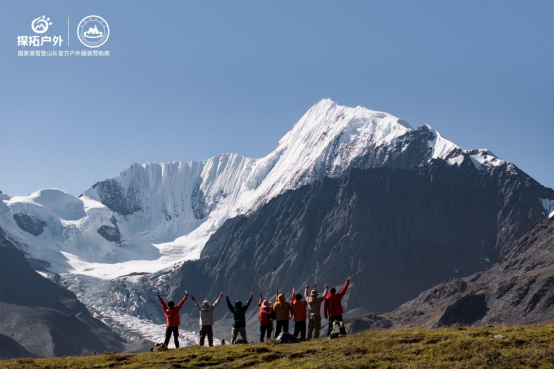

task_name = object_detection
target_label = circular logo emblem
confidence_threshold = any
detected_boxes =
[77,15,110,48]
[32,15,52,34]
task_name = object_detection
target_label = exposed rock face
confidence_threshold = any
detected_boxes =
[97,216,121,244]
[167,162,552,324]
[383,217,554,328]
[0,226,144,357]
[90,178,142,216]
[13,213,46,236]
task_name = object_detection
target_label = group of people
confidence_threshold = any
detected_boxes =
[157,277,350,347]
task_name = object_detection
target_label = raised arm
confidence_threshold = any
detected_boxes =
[288,302,294,319]
[304,284,309,300]
[338,278,350,298]
[213,292,223,309]
[192,296,201,310]
[177,292,189,309]
[243,293,254,311]
[319,283,329,302]
[226,295,234,312]
[291,287,296,302]
[157,294,168,311]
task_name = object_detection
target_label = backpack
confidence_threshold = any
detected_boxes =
[235,338,248,344]
[276,332,299,344]
[151,343,168,352]
[259,308,271,325]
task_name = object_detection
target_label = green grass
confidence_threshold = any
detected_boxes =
[2,325,554,368]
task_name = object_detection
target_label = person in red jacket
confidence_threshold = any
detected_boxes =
[157,291,188,348]
[324,277,350,337]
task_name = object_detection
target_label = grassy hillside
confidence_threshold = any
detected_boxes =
[2,324,554,368]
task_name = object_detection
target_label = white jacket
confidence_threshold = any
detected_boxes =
[194,295,222,326]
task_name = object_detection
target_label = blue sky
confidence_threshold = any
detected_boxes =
[0,0,553,196]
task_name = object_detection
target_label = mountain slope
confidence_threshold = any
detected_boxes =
[0,334,33,360]
[162,162,552,339]
[380,216,554,328]
[0,226,147,358]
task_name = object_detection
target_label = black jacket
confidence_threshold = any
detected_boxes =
[226,296,252,328]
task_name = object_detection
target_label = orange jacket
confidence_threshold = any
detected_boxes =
[291,291,308,322]
[273,293,293,321]
[159,295,187,326]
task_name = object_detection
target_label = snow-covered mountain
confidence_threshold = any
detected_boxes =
[1,99,553,280]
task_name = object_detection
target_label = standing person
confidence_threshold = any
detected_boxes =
[290,287,308,340]
[191,292,223,347]
[273,293,293,337]
[305,283,329,340]
[157,291,188,349]
[324,277,350,337]
[258,295,273,342]
[226,293,253,344]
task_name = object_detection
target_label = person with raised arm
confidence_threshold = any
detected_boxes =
[305,282,329,340]
[290,287,308,340]
[258,294,274,342]
[324,277,350,337]
[157,291,188,349]
[191,292,223,347]
[226,292,253,344]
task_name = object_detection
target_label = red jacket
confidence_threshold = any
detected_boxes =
[159,296,187,326]
[324,280,349,319]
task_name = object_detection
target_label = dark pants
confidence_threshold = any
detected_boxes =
[294,320,306,340]
[164,326,179,348]
[260,323,272,342]
[327,314,347,337]
[275,320,289,337]
[199,325,213,346]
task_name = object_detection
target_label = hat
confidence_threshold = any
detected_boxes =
[263,300,271,307]
[203,300,210,308]
[311,289,319,296]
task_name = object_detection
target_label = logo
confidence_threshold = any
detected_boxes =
[31,15,52,34]
[77,15,109,48]
[18,16,63,48]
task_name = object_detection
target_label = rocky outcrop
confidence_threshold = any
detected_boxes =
[89,178,142,216]
[13,213,46,236]
[97,216,121,244]
[383,216,554,327]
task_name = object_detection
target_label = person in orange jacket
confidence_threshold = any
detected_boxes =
[291,287,308,340]
[157,291,188,348]
[324,277,350,337]
[273,293,293,337]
